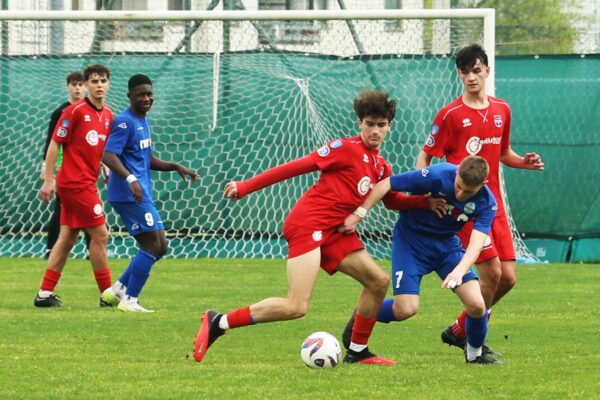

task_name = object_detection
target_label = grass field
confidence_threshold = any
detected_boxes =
[1,257,599,399]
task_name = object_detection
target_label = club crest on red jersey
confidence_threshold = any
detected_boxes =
[494,115,502,128]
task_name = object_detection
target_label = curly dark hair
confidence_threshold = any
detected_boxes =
[353,89,397,122]
[455,44,488,70]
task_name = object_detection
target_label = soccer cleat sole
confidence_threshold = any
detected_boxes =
[193,311,211,362]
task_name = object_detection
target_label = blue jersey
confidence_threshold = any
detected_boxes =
[105,108,153,203]
[390,163,497,236]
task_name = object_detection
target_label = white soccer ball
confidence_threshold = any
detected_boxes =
[300,331,342,368]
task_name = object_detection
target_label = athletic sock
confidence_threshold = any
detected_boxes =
[452,309,468,339]
[93,268,112,293]
[465,311,488,349]
[466,342,483,361]
[40,269,61,293]
[349,313,376,352]
[376,298,397,323]
[224,306,255,329]
[125,250,156,298]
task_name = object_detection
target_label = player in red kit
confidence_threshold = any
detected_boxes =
[35,64,115,308]
[416,44,544,355]
[193,89,447,365]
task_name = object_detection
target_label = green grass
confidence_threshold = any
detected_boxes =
[1,257,599,399]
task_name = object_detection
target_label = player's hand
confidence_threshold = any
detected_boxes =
[39,179,55,204]
[130,181,143,204]
[224,181,239,200]
[441,271,462,290]
[176,164,198,184]
[102,164,110,184]
[523,152,544,170]
[424,193,447,218]
[338,213,362,235]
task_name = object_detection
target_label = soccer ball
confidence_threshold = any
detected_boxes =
[300,331,342,368]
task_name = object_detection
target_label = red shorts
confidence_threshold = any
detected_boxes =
[57,186,106,229]
[457,210,516,263]
[283,222,364,275]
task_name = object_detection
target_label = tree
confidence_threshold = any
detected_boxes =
[459,0,581,55]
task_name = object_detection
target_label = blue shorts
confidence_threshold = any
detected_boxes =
[110,201,164,236]
[391,222,478,296]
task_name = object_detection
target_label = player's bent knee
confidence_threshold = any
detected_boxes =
[464,299,486,318]
[287,302,310,319]
[392,303,418,320]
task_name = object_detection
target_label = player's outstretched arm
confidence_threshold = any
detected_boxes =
[441,229,488,289]
[39,140,60,204]
[223,155,319,201]
[103,151,143,203]
[500,147,544,170]
[150,155,198,183]
[339,177,392,234]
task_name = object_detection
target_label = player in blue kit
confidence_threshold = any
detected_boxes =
[339,155,501,364]
[100,74,197,312]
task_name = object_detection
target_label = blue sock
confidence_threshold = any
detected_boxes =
[465,311,488,348]
[118,264,134,288]
[125,249,157,298]
[376,298,397,323]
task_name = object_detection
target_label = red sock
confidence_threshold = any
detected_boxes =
[93,268,112,293]
[40,269,61,292]
[451,310,468,339]
[351,313,377,345]
[226,306,254,329]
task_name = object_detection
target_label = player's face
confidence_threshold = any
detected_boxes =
[454,175,483,202]
[67,81,85,102]
[457,59,489,94]
[85,73,110,102]
[359,117,391,150]
[129,84,154,115]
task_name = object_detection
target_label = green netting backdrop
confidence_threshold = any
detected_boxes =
[0,54,598,258]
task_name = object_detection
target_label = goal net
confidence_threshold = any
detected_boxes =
[0,8,535,261]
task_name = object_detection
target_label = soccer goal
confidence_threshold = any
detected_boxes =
[0,7,534,261]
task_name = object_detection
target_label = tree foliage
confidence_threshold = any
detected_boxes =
[461,0,581,55]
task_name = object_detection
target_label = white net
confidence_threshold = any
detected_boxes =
[0,10,534,260]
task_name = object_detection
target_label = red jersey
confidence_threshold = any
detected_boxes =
[422,96,511,211]
[52,98,113,189]
[285,136,392,229]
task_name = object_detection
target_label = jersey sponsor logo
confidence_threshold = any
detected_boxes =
[464,202,476,214]
[421,168,429,177]
[312,230,323,242]
[86,130,99,146]
[465,136,502,155]
[357,176,372,196]
[84,115,91,122]
[317,145,330,157]
[494,115,503,128]
[93,203,103,216]
[139,138,152,149]
[425,135,435,147]
[363,154,369,163]
[117,122,127,129]
[462,118,472,127]
[330,139,343,148]
[431,123,440,135]
[85,130,107,146]
[57,127,68,138]
[61,119,70,128]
